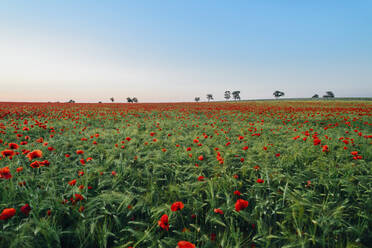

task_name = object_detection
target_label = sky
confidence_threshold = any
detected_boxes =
[0,0,371,102]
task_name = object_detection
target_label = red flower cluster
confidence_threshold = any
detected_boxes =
[0,208,16,220]
[158,214,169,230]
[171,201,184,212]
[177,241,195,248]
[0,166,12,179]
[235,199,249,212]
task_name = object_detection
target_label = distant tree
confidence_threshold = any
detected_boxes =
[68,99,75,103]
[273,90,285,99]
[127,97,133,103]
[132,97,138,103]
[206,94,214,102]
[110,97,114,103]
[312,94,319,98]
[224,91,231,101]
[194,97,200,102]
[232,91,241,101]
[98,101,102,103]
[323,91,335,98]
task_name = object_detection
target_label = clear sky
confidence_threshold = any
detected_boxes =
[1,0,371,102]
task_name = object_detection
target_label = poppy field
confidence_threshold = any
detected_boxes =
[0,101,371,248]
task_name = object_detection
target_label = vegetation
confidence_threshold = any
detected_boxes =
[0,101,371,248]
[224,91,231,101]
[206,94,213,102]
[273,90,285,99]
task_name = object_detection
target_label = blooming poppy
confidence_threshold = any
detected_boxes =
[26,150,42,161]
[0,208,16,220]
[177,241,195,248]
[171,201,184,212]
[8,143,19,149]
[1,150,15,158]
[158,214,169,230]
[214,208,224,215]
[234,190,241,196]
[256,178,264,183]
[197,176,205,181]
[235,199,249,212]
[20,204,31,216]
[68,179,77,186]
[29,161,41,168]
[74,194,84,201]
[0,166,12,179]
[76,150,84,155]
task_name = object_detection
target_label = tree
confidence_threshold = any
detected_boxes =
[312,94,319,98]
[232,91,241,101]
[132,97,138,103]
[194,97,200,102]
[323,91,335,98]
[110,97,114,103]
[68,99,75,103]
[273,90,285,99]
[206,94,214,102]
[127,97,133,103]
[224,91,231,101]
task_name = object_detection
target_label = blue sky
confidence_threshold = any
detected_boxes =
[0,0,371,102]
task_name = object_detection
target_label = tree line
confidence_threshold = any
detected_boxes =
[194,90,336,102]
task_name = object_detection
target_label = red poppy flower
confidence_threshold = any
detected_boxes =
[256,178,264,183]
[8,143,19,149]
[322,145,329,152]
[16,167,23,173]
[0,208,16,220]
[158,214,169,231]
[68,179,77,186]
[76,150,84,155]
[214,208,224,215]
[20,204,31,216]
[198,155,204,161]
[235,199,249,212]
[74,194,84,201]
[171,201,184,212]
[29,161,41,168]
[234,190,241,196]
[177,241,195,248]
[0,166,12,179]
[112,171,117,176]
[1,150,15,158]
[26,150,42,161]
[197,176,205,181]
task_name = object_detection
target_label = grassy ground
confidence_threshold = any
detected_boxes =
[0,101,371,248]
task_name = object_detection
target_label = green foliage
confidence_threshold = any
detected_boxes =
[0,101,371,247]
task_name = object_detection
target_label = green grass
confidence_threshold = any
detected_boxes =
[0,101,371,247]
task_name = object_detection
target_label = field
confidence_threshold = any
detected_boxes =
[0,101,371,248]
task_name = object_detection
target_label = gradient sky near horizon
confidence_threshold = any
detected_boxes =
[1,1,371,102]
